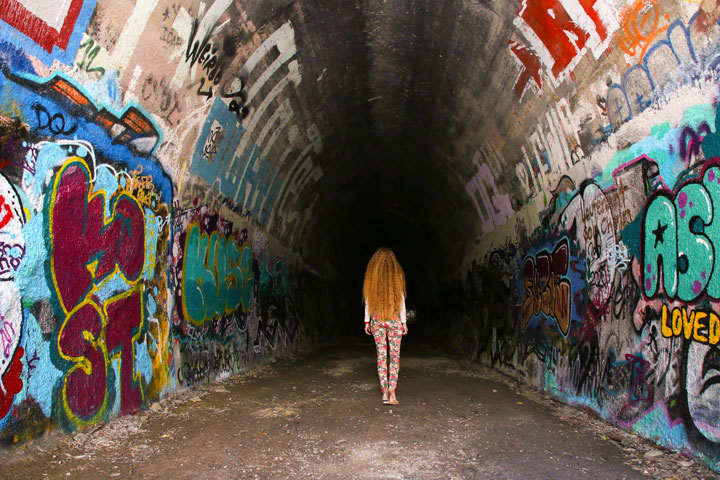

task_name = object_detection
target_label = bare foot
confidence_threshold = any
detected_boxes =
[382,391,389,403]
[387,388,398,405]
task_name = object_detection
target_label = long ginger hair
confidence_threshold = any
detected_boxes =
[363,248,406,319]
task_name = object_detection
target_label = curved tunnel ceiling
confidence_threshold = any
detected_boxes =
[1,0,675,300]
[212,0,522,295]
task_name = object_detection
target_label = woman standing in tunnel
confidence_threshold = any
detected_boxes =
[363,248,408,405]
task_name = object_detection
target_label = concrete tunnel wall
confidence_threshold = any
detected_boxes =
[2,0,720,471]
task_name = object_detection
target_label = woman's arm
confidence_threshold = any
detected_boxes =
[364,300,371,335]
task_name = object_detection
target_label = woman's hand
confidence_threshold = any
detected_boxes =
[364,323,372,335]
[402,323,408,335]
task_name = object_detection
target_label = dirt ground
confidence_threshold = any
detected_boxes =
[1,338,718,479]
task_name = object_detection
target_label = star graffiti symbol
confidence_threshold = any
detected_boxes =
[652,220,668,248]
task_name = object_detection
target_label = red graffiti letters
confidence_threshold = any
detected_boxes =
[0,194,14,230]
[105,289,143,415]
[59,303,106,419]
[51,158,145,424]
[509,40,543,98]
[511,0,610,95]
[51,161,145,310]
[0,346,23,419]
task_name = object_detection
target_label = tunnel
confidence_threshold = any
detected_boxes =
[1,0,720,476]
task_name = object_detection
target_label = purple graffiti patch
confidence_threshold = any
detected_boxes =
[679,192,688,208]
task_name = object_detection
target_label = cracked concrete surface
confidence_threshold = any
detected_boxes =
[1,339,717,479]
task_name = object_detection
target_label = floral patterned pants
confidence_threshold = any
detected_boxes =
[371,318,402,393]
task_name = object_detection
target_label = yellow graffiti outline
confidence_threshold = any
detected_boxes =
[57,298,110,427]
[104,285,146,409]
[142,212,159,280]
[49,156,146,315]
[49,156,148,427]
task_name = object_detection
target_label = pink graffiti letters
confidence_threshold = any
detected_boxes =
[0,318,16,359]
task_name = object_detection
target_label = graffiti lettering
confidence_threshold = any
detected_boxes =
[141,75,182,127]
[76,37,106,76]
[642,165,720,301]
[0,195,14,231]
[119,165,160,211]
[560,183,616,309]
[617,0,668,60]
[185,18,224,99]
[465,147,513,235]
[0,346,23,419]
[521,238,572,335]
[26,350,40,378]
[161,26,184,49]
[511,0,610,86]
[508,40,543,99]
[202,125,223,161]
[177,357,210,387]
[518,99,584,198]
[8,72,161,155]
[51,158,146,424]
[660,304,720,345]
[0,319,16,360]
[31,103,77,136]
[181,223,254,325]
[607,19,698,129]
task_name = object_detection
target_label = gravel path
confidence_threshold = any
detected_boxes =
[1,338,717,479]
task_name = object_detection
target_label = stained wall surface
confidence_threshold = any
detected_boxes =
[2,0,720,472]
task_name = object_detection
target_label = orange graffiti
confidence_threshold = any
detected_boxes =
[617,0,670,63]
[661,304,720,345]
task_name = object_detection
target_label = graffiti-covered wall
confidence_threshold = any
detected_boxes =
[449,0,720,472]
[0,0,334,445]
[10,0,720,472]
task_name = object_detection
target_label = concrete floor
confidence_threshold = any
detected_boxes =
[1,338,717,479]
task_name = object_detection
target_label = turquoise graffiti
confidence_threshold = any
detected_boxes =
[181,223,254,325]
[643,164,720,301]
